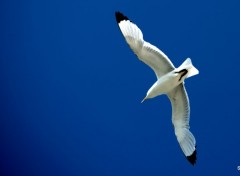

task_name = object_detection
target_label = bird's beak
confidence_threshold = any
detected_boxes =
[141,97,147,103]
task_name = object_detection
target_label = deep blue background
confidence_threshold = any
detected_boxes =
[1,0,240,175]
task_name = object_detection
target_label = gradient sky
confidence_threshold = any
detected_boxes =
[1,0,240,175]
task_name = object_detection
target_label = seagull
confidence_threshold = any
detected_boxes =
[115,11,199,165]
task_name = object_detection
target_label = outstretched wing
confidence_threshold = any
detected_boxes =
[115,12,175,78]
[167,83,197,165]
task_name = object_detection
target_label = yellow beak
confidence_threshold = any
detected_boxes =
[141,97,147,103]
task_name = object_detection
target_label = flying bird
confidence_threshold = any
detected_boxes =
[115,11,199,165]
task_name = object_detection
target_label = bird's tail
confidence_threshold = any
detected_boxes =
[178,58,199,78]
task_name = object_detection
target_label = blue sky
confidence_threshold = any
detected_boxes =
[1,0,240,175]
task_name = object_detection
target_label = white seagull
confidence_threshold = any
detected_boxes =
[115,12,199,165]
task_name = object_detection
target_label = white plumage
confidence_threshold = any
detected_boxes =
[115,11,199,165]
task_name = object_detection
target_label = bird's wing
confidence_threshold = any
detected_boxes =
[115,12,175,78]
[167,83,197,165]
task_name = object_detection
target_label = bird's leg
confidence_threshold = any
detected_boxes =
[175,69,188,81]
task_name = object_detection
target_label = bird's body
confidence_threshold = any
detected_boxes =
[115,11,199,165]
[144,58,197,101]
[144,71,182,100]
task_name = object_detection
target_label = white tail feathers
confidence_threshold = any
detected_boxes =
[178,58,199,78]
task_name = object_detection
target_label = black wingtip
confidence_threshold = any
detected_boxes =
[187,148,197,166]
[115,11,130,23]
